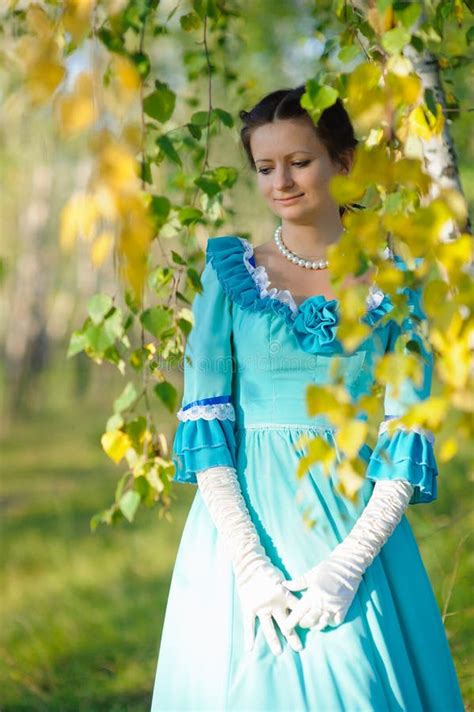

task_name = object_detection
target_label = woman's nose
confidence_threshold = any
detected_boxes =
[273,166,295,189]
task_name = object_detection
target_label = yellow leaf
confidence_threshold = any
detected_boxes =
[60,192,98,249]
[346,64,386,134]
[328,174,364,205]
[91,231,115,266]
[376,352,423,394]
[334,461,365,503]
[26,3,55,37]
[439,437,458,463]
[435,233,473,282]
[62,0,95,42]
[26,58,66,105]
[387,397,447,432]
[386,71,422,107]
[96,138,139,191]
[56,72,97,137]
[335,420,368,458]
[392,157,431,194]
[101,430,132,464]
[407,104,445,140]
[111,55,141,103]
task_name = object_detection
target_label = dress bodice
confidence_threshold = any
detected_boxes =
[208,236,392,429]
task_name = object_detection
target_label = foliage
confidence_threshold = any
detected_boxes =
[1,0,472,526]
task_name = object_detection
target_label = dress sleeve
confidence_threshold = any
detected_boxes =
[365,260,438,504]
[171,255,237,484]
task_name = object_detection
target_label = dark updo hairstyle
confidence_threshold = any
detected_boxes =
[239,85,363,217]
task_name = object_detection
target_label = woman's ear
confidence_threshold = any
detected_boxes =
[338,148,355,175]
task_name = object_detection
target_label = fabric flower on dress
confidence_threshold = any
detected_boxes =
[291,292,394,356]
[292,296,343,355]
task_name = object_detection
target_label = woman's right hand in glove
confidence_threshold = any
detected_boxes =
[196,464,303,657]
[236,561,303,656]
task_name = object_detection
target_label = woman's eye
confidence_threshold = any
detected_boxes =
[257,161,310,175]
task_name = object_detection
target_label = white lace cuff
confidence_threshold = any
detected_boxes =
[177,401,236,422]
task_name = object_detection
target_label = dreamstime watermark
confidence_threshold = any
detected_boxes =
[156,343,359,375]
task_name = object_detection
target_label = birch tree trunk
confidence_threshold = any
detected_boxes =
[401,8,471,237]
[352,0,471,238]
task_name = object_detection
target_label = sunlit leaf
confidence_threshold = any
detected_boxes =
[101,429,133,464]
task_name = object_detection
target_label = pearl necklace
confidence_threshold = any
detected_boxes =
[273,225,329,270]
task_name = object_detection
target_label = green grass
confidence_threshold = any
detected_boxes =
[1,357,472,710]
[1,359,195,711]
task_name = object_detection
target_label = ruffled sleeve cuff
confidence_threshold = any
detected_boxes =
[171,399,237,484]
[365,427,438,505]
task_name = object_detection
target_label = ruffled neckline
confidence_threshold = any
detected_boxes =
[206,235,395,354]
[238,236,388,317]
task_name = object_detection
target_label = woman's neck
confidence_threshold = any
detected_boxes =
[279,217,344,259]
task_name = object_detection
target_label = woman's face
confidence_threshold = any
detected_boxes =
[249,117,350,223]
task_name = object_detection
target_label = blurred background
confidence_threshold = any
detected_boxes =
[1,1,473,710]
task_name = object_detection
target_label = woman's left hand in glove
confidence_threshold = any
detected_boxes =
[280,479,415,633]
[280,553,362,631]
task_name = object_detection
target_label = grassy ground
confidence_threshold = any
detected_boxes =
[1,357,472,711]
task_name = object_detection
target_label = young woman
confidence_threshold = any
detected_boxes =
[150,86,464,711]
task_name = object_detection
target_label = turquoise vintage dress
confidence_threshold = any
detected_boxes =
[150,235,463,712]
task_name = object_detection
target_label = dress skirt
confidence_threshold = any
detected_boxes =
[150,425,464,712]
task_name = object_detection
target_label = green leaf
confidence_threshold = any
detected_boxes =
[106,413,124,431]
[140,306,173,338]
[103,309,124,342]
[424,88,437,118]
[187,123,202,140]
[153,381,178,413]
[192,0,219,20]
[85,323,116,352]
[97,28,124,53]
[125,289,140,314]
[88,293,113,325]
[176,290,192,305]
[177,314,193,338]
[194,176,221,197]
[214,166,238,188]
[178,207,203,225]
[130,51,151,79]
[141,159,152,184]
[90,505,115,531]
[180,12,201,31]
[149,195,171,224]
[119,490,141,522]
[187,267,203,292]
[212,108,234,127]
[125,416,147,449]
[148,266,173,293]
[143,81,176,122]
[301,80,339,122]
[115,472,131,502]
[338,45,360,63]
[395,2,421,29]
[171,250,186,265]
[67,329,87,358]
[114,382,138,414]
[156,135,182,167]
[381,27,411,55]
[190,110,213,126]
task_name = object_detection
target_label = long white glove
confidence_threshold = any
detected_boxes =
[196,465,303,656]
[281,479,414,632]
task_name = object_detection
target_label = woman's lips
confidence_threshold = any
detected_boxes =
[275,194,304,203]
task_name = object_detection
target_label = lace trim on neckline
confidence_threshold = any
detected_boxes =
[237,236,386,318]
[238,236,298,314]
